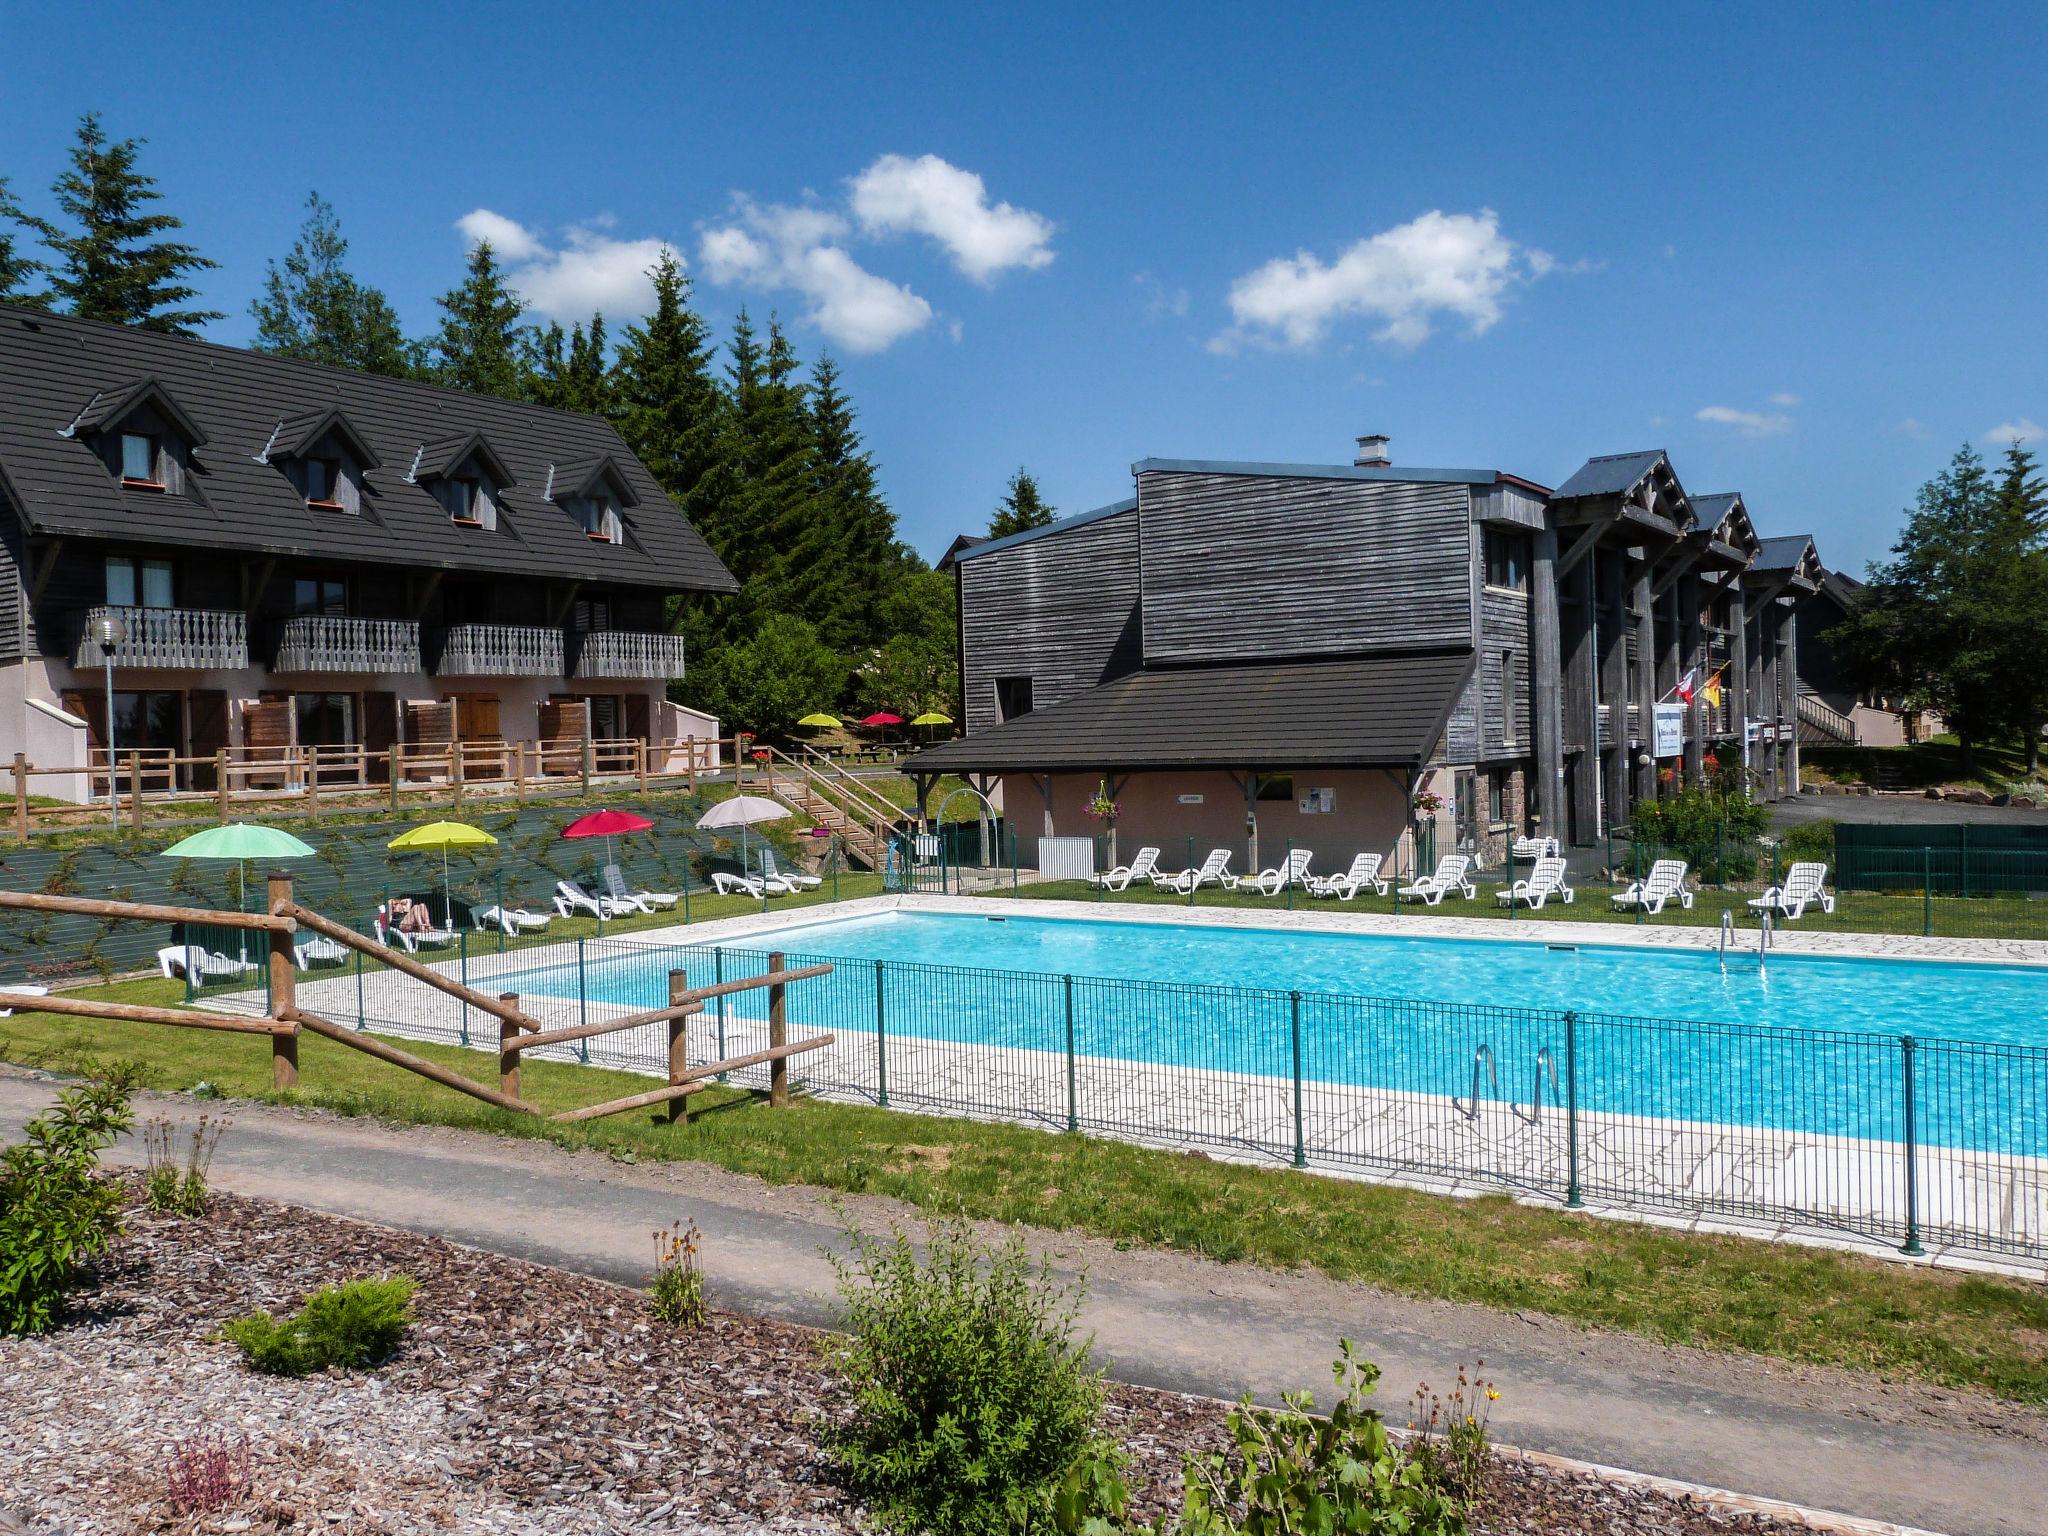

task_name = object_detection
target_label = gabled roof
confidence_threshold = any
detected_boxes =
[1689,491,1761,563]
[957,497,1138,562]
[411,429,516,487]
[1754,533,1817,571]
[0,304,735,593]
[61,375,210,448]
[545,453,643,507]
[1134,456,1506,487]
[266,405,380,470]
[934,532,988,573]
[903,649,1474,773]
[1551,449,1667,501]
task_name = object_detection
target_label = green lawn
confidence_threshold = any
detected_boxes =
[4,981,2046,1404]
[1803,736,2047,794]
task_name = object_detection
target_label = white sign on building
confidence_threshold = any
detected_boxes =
[1652,702,1686,759]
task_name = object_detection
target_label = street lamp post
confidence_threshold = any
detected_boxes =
[86,612,127,830]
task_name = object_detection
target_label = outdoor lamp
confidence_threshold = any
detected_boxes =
[88,611,127,828]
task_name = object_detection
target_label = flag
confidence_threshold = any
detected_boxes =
[1675,668,1697,705]
[1704,673,1723,708]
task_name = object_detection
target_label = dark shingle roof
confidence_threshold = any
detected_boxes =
[957,497,1137,562]
[1755,534,1816,571]
[1688,491,1741,521]
[0,305,735,593]
[904,650,1473,773]
[1133,456,1504,487]
[1551,449,1667,501]
[934,532,989,572]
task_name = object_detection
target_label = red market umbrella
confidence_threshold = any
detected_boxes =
[859,711,905,727]
[562,808,656,869]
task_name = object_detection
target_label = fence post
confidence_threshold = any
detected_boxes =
[214,749,229,824]
[354,944,365,1031]
[1506,841,1517,923]
[667,969,692,1123]
[1923,846,1933,937]
[1900,1034,1923,1255]
[266,872,299,1092]
[681,866,692,924]
[498,994,523,1101]
[768,949,790,1107]
[873,958,889,1107]
[637,739,650,798]
[1289,991,1306,1168]
[1285,840,1294,911]
[713,947,728,1076]
[582,737,594,797]
[1063,973,1078,1132]
[127,752,143,839]
[495,870,507,953]
[458,929,471,1045]
[1563,1009,1582,1208]
[306,749,321,824]
[10,753,24,844]
[1186,833,1196,907]
[576,936,588,1046]
[1634,838,1645,926]
[388,748,401,814]
[514,741,527,805]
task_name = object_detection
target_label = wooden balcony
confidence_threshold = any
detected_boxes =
[73,605,248,671]
[274,615,423,674]
[570,629,688,681]
[435,623,564,678]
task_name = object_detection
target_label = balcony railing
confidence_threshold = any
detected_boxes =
[570,628,688,680]
[435,623,564,678]
[274,615,423,674]
[72,605,248,671]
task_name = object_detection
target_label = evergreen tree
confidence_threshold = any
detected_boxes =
[804,352,898,652]
[1989,441,2048,769]
[26,113,221,334]
[611,252,726,527]
[0,176,48,306]
[528,313,611,415]
[430,240,528,399]
[989,468,1055,538]
[250,192,414,376]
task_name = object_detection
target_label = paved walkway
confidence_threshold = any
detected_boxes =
[6,1073,2040,1536]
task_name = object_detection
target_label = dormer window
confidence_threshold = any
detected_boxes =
[413,430,512,534]
[580,496,623,544]
[545,453,639,548]
[303,458,340,507]
[120,433,159,486]
[437,479,482,525]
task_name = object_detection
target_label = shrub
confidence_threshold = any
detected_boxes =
[828,1216,1105,1536]
[165,1430,251,1514]
[1778,818,1839,865]
[1630,778,1770,880]
[650,1219,706,1327]
[142,1113,227,1217]
[0,1077,133,1336]
[222,1275,416,1377]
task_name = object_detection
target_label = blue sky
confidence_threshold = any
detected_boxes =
[5,2,2044,570]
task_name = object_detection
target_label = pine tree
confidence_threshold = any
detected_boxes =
[989,468,1055,538]
[802,352,899,651]
[528,313,612,415]
[430,240,528,399]
[27,113,221,333]
[1989,441,2048,769]
[250,192,413,376]
[611,252,725,522]
[0,176,48,307]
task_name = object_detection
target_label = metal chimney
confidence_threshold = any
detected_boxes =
[1354,433,1391,468]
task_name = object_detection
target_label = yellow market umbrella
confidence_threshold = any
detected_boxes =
[797,711,843,728]
[910,711,953,726]
[388,820,498,927]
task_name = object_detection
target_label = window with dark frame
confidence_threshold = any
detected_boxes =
[1255,774,1295,802]
[104,556,174,609]
[994,676,1033,721]
[581,495,622,544]
[1501,648,1519,745]
[1483,530,1530,593]
[1489,773,1506,824]
[436,479,479,522]
[304,458,340,505]
[293,576,349,617]
[120,432,157,484]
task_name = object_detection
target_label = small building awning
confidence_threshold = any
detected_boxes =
[905,650,1474,776]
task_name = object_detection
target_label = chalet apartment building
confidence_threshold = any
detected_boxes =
[0,304,735,800]
[910,436,1842,871]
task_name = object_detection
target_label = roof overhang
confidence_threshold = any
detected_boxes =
[63,375,209,448]
[412,429,516,487]
[270,406,382,470]
[546,453,643,507]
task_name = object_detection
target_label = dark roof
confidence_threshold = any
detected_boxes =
[0,305,735,593]
[904,650,1474,773]
[268,405,380,469]
[1688,491,1741,522]
[546,453,643,507]
[1551,449,1667,501]
[66,375,210,447]
[1754,534,1816,571]
[934,532,989,573]
[957,497,1137,562]
[1133,456,1507,487]
[1817,568,1863,608]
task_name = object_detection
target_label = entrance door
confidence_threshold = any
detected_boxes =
[1453,768,1480,856]
[188,691,228,790]
[361,692,398,784]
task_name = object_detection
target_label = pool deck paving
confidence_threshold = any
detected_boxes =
[0,1070,2036,1536]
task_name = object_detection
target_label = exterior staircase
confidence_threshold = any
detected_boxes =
[1796,690,1857,746]
[755,748,909,870]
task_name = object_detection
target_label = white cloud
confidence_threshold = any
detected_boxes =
[1134,271,1190,319]
[1767,391,1801,407]
[698,195,933,353]
[1213,209,1546,352]
[1696,404,1794,437]
[849,154,1054,283]
[455,209,681,322]
[1983,417,2047,446]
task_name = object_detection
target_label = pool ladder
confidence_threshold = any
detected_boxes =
[1453,1043,1557,1125]
[1719,910,1771,976]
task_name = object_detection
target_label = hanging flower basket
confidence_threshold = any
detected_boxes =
[1085,780,1120,822]
[1413,789,1445,819]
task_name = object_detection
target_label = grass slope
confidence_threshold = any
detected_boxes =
[3,980,2045,1404]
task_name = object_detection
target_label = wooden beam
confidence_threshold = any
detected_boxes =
[0,991,291,1035]
[549,1078,710,1123]
[503,1001,704,1056]
[1555,521,1605,579]
[0,890,295,932]
[27,539,63,606]
[288,1007,537,1114]
[267,873,299,1091]
[278,901,539,1031]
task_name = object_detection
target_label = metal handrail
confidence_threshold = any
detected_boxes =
[1514,1045,1559,1125]
[1452,1043,1499,1121]
[1758,911,1772,977]
[1719,910,1734,974]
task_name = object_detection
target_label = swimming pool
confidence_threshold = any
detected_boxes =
[496,910,2048,1156]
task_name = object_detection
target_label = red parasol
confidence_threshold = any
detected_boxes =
[859,711,905,726]
[561,808,657,869]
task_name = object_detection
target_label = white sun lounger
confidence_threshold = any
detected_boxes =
[1308,852,1388,900]
[1243,847,1314,896]
[603,863,680,912]
[711,870,798,898]
[293,935,350,968]
[759,849,822,890]
[1511,835,1561,862]
[1497,854,1574,909]
[1749,860,1835,921]
[474,904,554,936]
[157,944,260,982]
[1612,858,1693,915]
[1397,854,1476,905]
[0,983,49,1016]
[1090,846,1160,892]
[374,904,455,953]
[555,879,632,920]
[1152,847,1233,893]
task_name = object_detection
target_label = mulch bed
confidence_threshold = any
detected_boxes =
[1,1189,1823,1535]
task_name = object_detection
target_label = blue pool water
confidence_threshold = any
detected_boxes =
[501,912,2048,1154]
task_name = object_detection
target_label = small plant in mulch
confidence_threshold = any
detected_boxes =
[221,1274,417,1377]
[0,1076,133,1337]
[142,1114,228,1217]
[164,1429,251,1515]
[649,1219,706,1327]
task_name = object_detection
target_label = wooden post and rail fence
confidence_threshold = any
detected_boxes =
[0,876,833,1122]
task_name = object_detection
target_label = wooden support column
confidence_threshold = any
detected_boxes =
[266,872,299,1091]
[1530,525,1565,841]
[1563,560,1598,844]
[1241,772,1261,872]
[1036,773,1055,838]
[667,969,692,1123]
[11,753,26,844]
[1781,598,1801,793]
[767,950,789,1107]
[1757,604,1780,798]
[1599,550,1630,833]
[1681,572,1705,783]
[1730,581,1751,780]
[498,994,523,1100]
[1631,556,1657,808]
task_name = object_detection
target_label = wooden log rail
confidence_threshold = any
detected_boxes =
[0,889,294,932]
[0,990,292,1036]
[287,1006,535,1115]
[549,1032,835,1123]
[499,963,832,1056]
[276,901,540,1032]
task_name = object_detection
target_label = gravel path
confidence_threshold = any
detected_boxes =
[1,1190,1834,1536]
